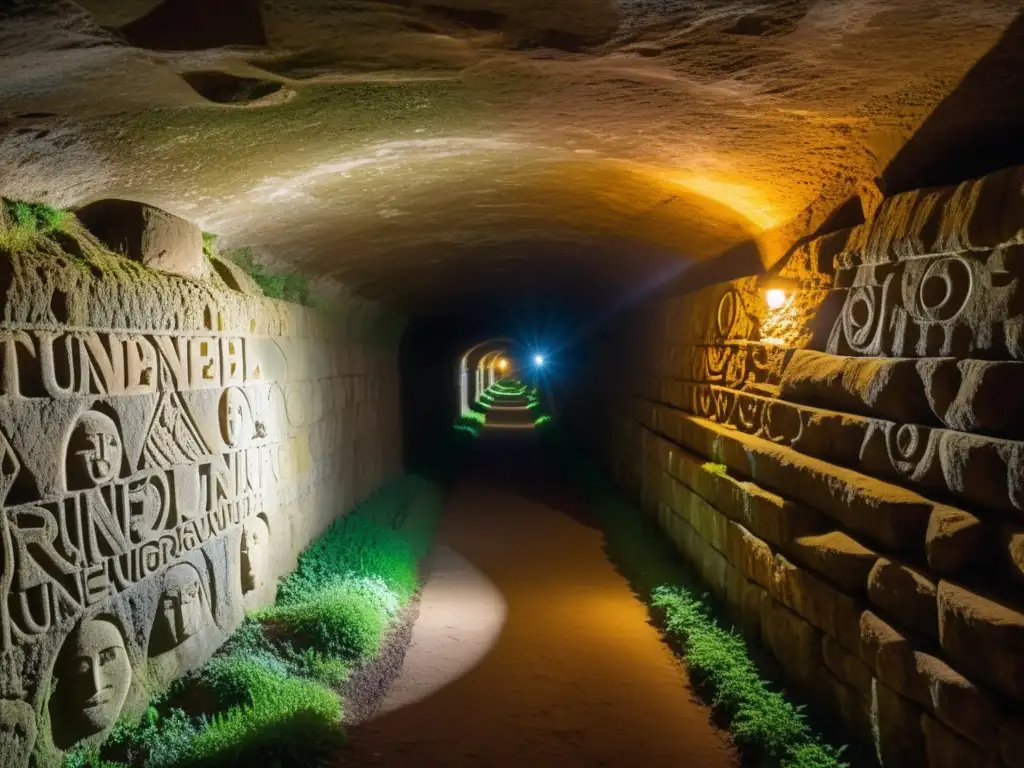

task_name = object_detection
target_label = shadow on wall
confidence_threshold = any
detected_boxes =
[881,10,1024,194]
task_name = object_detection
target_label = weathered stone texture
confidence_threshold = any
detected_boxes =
[0,236,402,765]
[571,161,1024,766]
[77,199,209,280]
[937,581,1024,699]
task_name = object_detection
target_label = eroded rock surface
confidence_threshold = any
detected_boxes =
[573,159,1024,766]
[0,221,403,766]
[2,1,1022,310]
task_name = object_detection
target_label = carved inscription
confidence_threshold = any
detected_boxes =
[0,255,399,764]
[828,250,1022,359]
[0,331,265,399]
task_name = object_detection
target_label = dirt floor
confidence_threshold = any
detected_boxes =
[336,430,737,767]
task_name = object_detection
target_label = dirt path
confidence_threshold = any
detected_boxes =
[337,431,737,767]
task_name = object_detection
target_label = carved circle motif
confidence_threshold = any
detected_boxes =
[917,257,972,322]
[715,290,740,340]
[887,423,929,475]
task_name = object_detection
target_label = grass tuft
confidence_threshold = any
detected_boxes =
[702,462,729,477]
[66,474,451,768]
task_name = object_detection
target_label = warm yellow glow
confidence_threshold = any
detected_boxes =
[497,358,509,372]
[669,174,780,230]
[765,289,788,309]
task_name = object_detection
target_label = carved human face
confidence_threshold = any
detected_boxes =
[66,619,131,734]
[67,411,122,490]
[220,388,250,447]
[159,565,203,646]
[240,516,270,593]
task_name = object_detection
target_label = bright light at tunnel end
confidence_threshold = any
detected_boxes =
[533,354,545,367]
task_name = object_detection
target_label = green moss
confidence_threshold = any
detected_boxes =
[201,232,218,258]
[222,246,314,306]
[701,462,729,477]
[0,198,67,252]
[540,427,848,768]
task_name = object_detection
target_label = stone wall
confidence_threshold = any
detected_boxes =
[0,223,402,764]
[571,164,1024,767]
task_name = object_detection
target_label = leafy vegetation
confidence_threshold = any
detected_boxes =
[201,232,315,307]
[0,198,67,252]
[224,246,313,306]
[538,425,847,768]
[65,476,444,768]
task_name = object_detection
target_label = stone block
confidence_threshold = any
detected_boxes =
[761,597,822,687]
[824,671,872,747]
[674,412,933,552]
[77,198,208,279]
[871,680,927,768]
[723,565,765,643]
[926,506,986,575]
[921,714,997,768]
[937,581,1024,699]
[780,349,936,423]
[822,633,873,697]
[790,531,878,592]
[859,611,929,706]
[667,444,827,549]
[914,652,1000,750]
[867,558,939,640]
[723,520,773,590]
[769,554,862,652]
[208,253,262,295]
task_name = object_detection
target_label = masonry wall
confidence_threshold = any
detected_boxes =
[0,222,402,765]
[571,164,1024,767]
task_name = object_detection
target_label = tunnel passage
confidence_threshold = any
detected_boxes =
[3,2,1024,767]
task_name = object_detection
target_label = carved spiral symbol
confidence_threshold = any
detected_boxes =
[887,423,929,475]
[843,286,879,351]
[917,257,972,322]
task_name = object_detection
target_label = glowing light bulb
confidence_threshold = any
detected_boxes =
[534,354,545,367]
[765,289,787,309]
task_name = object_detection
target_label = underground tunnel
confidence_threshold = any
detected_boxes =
[2,1,1024,766]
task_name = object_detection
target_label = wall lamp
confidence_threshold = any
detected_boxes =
[760,276,799,309]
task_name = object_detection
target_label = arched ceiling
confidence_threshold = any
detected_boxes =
[1,0,1020,314]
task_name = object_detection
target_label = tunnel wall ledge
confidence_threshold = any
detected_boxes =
[572,162,1024,768]
[0,218,402,765]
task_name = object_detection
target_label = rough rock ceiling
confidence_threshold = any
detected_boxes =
[0,0,1021,314]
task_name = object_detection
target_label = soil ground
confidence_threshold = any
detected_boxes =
[336,429,737,767]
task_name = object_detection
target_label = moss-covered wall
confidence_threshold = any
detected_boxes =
[569,163,1024,767]
[0,221,403,766]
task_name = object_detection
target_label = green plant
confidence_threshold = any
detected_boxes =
[0,198,67,252]
[223,246,314,306]
[201,231,218,258]
[182,669,343,767]
[263,584,387,661]
[541,428,847,768]
[702,462,729,477]
[75,475,446,768]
